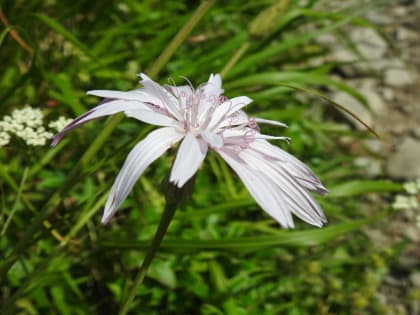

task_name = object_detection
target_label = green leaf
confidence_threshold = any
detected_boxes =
[328,180,403,198]
[101,217,373,253]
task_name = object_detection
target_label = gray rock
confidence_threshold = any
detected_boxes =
[331,49,358,63]
[382,88,395,101]
[412,126,420,139]
[386,137,420,178]
[316,33,337,45]
[360,84,387,115]
[403,226,420,242]
[350,28,388,60]
[354,157,383,177]
[385,68,415,87]
[333,91,372,130]
[396,27,417,41]
[365,11,392,25]
[363,139,385,154]
[410,272,420,287]
[369,58,405,72]
[364,228,390,248]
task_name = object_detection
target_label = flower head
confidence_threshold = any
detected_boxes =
[52,74,327,227]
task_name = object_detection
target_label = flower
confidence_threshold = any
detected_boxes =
[48,116,74,132]
[52,73,327,227]
[0,106,54,146]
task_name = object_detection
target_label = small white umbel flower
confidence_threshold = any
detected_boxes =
[52,74,328,227]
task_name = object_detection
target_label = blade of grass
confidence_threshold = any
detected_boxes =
[100,216,379,253]
[147,0,216,78]
[1,167,29,236]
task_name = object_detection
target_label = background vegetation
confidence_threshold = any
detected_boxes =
[0,0,408,314]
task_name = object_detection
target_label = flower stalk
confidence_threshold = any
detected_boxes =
[119,175,196,315]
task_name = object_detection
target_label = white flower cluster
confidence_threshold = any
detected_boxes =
[392,179,420,228]
[48,116,73,132]
[0,106,72,147]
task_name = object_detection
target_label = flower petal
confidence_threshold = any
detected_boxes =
[207,96,252,130]
[201,131,223,148]
[87,89,161,105]
[102,127,183,224]
[249,139,328,194]
[139,73,181,120]
[218,149,295,228]
[51,99,173,146]
[203,74,223,100]
[51,99,150,146]
[255,118,288,128]
[170,133,208,188]
[239,148,326,226]
[125,109,178,127]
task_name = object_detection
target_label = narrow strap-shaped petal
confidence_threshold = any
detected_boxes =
[239,149,326,226]
[139,73,181,120]
[249,139,327,193]
[207,96,252,130]
[203,74,223,100]
[125,109,178,127]
[197,74,224,118]
[51,99,152,146]
[218,149,295,228]
[254,118,288,128]
[201,131,223,148]
[87,90,163,105]
[170,133,208,188]
[102,127,183,224]
[216,110,249,130]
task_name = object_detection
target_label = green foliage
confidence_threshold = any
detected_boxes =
[0,0,401,314]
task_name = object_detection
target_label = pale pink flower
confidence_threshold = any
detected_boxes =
[52,74,327,227]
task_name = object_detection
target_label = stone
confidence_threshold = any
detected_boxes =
[403,226,420,242]
[316,33,337,45]
[350,28,388,60]
[363,139,385,154]
[369,58,404,72]
[412,126,420,139]
[364,228,390,248]
[396,27,417,41]
[410,272,420,287]
[386,137,420,178]
[331,49,357,63]
[333,91,372,130]
[385,68,415,87]
[382,88,395,101]
[365,11,392,25]
[360,85,387,116]
[354,157,383,177]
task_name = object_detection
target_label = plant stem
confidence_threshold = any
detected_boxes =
[118,189,182,315]
[220,41,250,78]
[1,167,28,236]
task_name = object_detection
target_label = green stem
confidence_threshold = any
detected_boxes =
[118,198,178,315]
[147,0,215,78]
[1,167,29,236]
[220,41,250,78]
